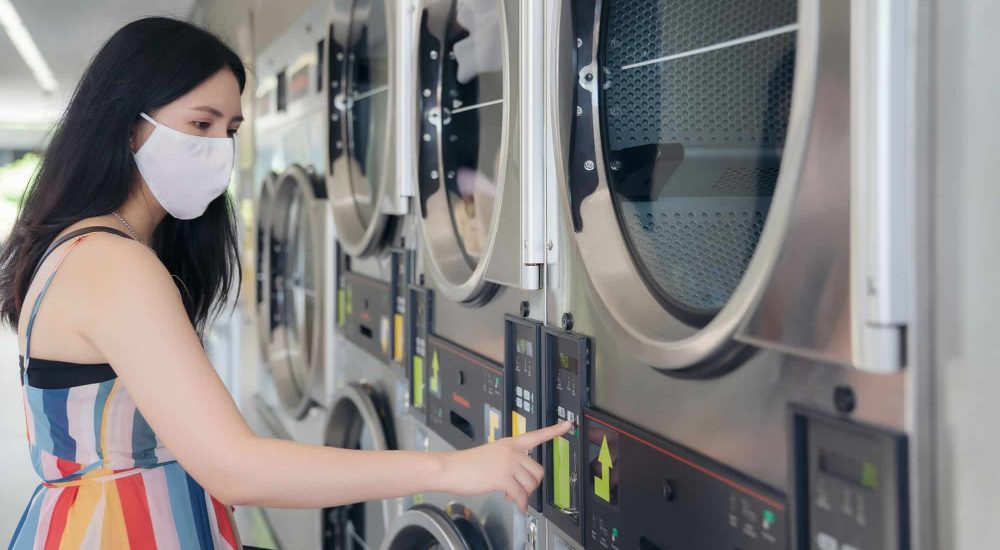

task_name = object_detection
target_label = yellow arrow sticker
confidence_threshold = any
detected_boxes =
[594,434,613,502]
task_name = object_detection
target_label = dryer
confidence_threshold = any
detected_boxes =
[263,164,329,420]
[379,416,518,550]
[320,2,420,547]
[405,0,549,546]
[321,381,403,549]
[255,170,279,364]
[249,3,334,547]
[544,0,924,549]
[326,0,417,379]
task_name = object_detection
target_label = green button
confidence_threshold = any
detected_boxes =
[763,509,776,529]
[862,462,879,489]
[554,436,570,510]
[612,527,618,541]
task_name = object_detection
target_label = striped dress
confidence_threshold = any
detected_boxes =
[8,226,243,549]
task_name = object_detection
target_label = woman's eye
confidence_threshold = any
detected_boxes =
[193,121,211,130]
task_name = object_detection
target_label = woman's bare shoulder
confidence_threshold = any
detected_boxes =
[58,227,182,304]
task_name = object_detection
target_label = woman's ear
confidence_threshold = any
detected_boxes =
[128,123,138,153]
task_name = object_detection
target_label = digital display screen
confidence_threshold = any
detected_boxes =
[819,449,878,490]
[517,336,533,358]
[559,352,578,374]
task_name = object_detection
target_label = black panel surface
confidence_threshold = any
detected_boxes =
[406,286,433,423]
[542,327,592,544]
[424,335,505,451]
[341,271,393,362]
[390,249,414,374]
[583,407,788,550]
[791,407,909,550]
[504,315,543,510]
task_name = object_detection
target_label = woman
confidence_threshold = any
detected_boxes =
[0,17,570,548]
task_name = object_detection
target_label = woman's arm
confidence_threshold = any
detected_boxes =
[73,236,568,512]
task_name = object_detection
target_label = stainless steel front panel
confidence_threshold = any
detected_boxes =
[267,165,328,418]
[256,172,279,362]
[415,0,543,306]
[327,0,413,258]
[545,0,910,500]
[323,382,399,548]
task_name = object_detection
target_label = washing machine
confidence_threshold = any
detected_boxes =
[249,3,334,546]
[325,0,417,387]
[378,415,521,550]
[543,0,925,549]
[319,1,422,547]
[394,0,550,547]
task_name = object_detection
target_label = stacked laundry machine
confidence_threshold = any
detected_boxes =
[249,0,933,548]
[250,2,334,547]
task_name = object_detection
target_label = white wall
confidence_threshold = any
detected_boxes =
[933,0,1000,547]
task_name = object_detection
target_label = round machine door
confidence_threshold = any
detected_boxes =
[322,383,398,549]
[267,165,326,416]
[416,0,510,305]
[256,172,279,360]
[559,0,813,376]
[327,0,401,257]
[380,504,492,550]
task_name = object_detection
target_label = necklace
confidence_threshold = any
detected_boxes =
[111,210,147,247]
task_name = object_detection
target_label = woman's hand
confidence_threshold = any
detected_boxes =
[440,421,574,512]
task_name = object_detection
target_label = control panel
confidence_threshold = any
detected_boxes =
[424,335,506,451]
[505,315,543,510]
[338,270,393,362]
[390,248,413,374]
[791,407,909,550]
[583,407,788,550]
[542,327,591,544]
[406,286,433,422]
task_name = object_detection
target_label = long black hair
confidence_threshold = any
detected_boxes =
[0,16,246,338]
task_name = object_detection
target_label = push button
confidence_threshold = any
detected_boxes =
[816,532,839,550]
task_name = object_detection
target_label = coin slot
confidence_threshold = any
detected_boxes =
[450,410,474,440]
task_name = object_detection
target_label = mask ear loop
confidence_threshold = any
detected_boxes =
[139,112,158,126]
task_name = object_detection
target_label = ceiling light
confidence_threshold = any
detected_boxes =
[0,0,58,93]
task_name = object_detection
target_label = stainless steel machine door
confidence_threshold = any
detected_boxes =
[327,0,404,257]
[555,0,817,376]
[380,504,492,550]
[256,172,278,361]
[323,383,398,549]
[267,165,326,417]
[416,0,508,305]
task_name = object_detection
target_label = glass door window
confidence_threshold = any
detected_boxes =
[419,0,505,269]
[598,0,797,325]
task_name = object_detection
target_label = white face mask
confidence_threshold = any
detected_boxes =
[132,111,235,219]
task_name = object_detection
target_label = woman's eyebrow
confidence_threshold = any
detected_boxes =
[191,105,244,122]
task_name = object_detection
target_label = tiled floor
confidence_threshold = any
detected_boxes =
[0,327,45,542]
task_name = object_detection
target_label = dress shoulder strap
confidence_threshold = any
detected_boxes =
[26,226,133,289]
[22,225,135,368]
